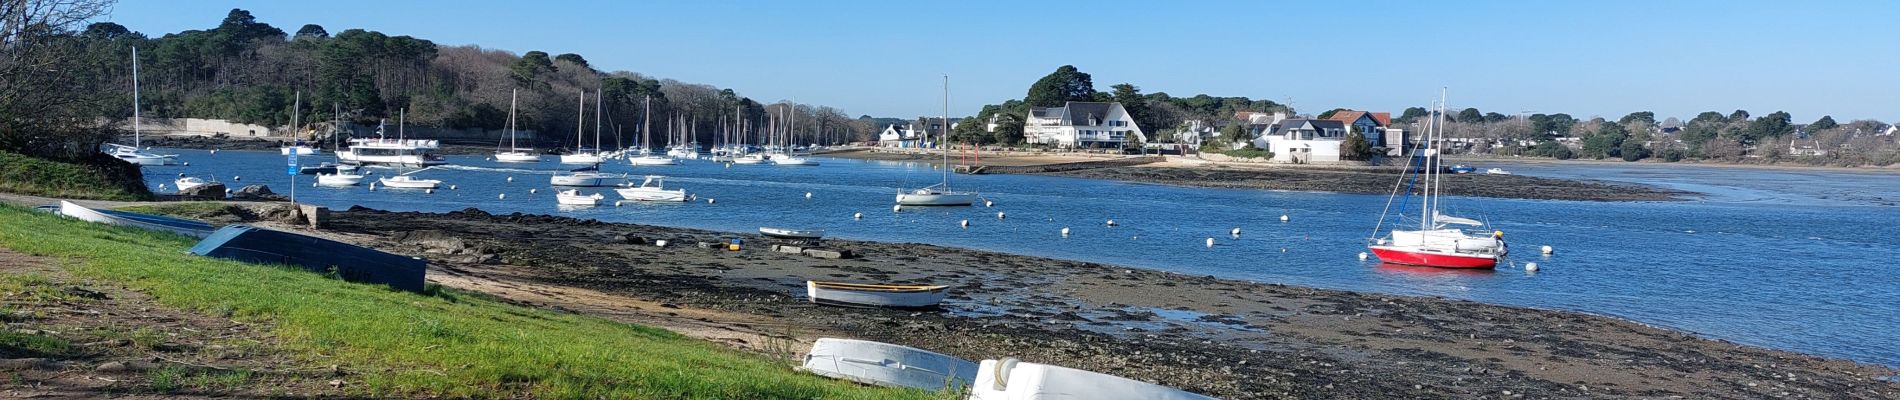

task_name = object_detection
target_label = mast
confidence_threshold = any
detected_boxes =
[508,89,519,151]
[291,91,300,141]
[332,103,340,151]
[641,95,651,153]
[131,47,141,148]
[594,89,603,152]
[576,90,585,152]
[942,74,951,189]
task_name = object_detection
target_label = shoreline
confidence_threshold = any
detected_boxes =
[110,200,1899,399]
[1452,155,1900,175]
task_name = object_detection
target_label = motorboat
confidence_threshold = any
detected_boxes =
[555,189,604,206]
[732,153,770,164]
[316,172,365,186]
[378,175,440,189]
[800,338,977,392]
[805,281,947,309]
[761,227,825,240]
[336,112,445,167]
[1449,164,1475,174]
[190,225,426,292]
[58,201,217,238]
[1485,168,1512,175]
[174,176,215,192]
[615,175,687,202]
[773,154,819,166]
[298,162,355,175]
[968,358,1218,400]
[551,165,615,187]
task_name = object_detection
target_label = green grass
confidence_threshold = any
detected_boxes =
[1221,147,1273,159]
[0,150,149,201]
[0,205,933,399]
[118,202,239,219]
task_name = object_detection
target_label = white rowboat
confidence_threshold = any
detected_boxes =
[801,338,977,392]
[761,227,825,239]
[968,358,1219,400]
[805,281,947,309]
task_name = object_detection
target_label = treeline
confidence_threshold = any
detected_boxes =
[949,65,1290,145]
[1,6,875,159]
[1410,105,1898,166]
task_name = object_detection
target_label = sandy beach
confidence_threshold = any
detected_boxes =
[121,201,1900,399]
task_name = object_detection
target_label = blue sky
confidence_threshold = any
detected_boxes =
[103,0,1898,122]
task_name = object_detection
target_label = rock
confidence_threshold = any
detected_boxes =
[774,245,805,254]
[0,358,58,370]
[614,234,648,245]
[178,182,227,199]
[62,286,108,300]
[95,361,128,372]
[230,184,287,201]
[391,230,469,253]
[802,249,852,259]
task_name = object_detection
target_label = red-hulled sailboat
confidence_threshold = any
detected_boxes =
[1368,90,1508,269]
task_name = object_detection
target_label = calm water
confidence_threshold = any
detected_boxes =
[145,149,1900,367]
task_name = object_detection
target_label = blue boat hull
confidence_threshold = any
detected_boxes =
[190,225,427,292]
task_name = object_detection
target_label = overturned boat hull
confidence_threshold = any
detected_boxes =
[801,338,977,392]
[58,201,216,238]
[189,225,427,292]
[969,358,1219,400]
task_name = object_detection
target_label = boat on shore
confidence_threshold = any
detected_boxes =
[615,175,686,202]
[1368,91,1508,269]
[58,201,217,238]
[761,227,824,239]
[1449,164,1475,174]
[968,358,1218,400]
[800,338,977,392]
[805,281,947,309]
[1485,167,1511,175]
[188,225,426,292]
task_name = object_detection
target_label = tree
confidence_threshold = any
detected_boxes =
[293,24,327,40]
[80,22,135,40]
[1742,111,1792,145]
[1809,115,1838,131]
[1024,65,1096,107]
[1316,108,1347,120]
[1109,83,1153,131]
[1341,132,1371,160]
[1581,121,1628,159]
[555,53,588,68]
[1218,123,1249,145]
[1455,108,1482,123]
[1618,111,1656,127]
[1728,109,1750,121]
[216,9,285,42]
[1396,107,1429,124]
[1484,112,1509,123]
[510,50,555,84]
[1619,139,1650,161]
[1693,111,1727,125]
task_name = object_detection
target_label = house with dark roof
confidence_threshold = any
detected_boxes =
[1023,101,1146,148]
[877,118,951,148]
[1261,118,1353,163]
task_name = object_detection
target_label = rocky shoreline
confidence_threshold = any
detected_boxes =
[1040,165,1692,202]
[160,203,1897,399]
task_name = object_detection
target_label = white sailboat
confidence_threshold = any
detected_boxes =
[106,47,179,166]
[629,96,677,166]
[556,189,604,206]
[279,91,321,155]
[615,175,687,202]
[1367,90,1508,269]
[773,106,819,166]
[495,89,541,163]
[896,76,976,206]
[560,90,603,164]
[317,103,366,186]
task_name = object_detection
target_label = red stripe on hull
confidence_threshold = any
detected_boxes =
[1370,247,1497,269]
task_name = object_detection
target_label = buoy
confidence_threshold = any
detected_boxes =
[960,219,969,228]
[615,201,623,207]
[853,212,863,220]
[805,192,813,199]
[232,176,241,181]
[449,185,457,190]
[996,212,1006,220]
[1105,219,1117,227]
[707,198,715,204]
[1280,248,1288,253]
[1231,227,1242,237]
[312,182,318,187]
[506,176,514,182]
[224,188,233,194]
[985,200,994,207]
[209,149,218,155]
[1060,227,1071,237]
[159,184,168,190]
[1280,215,1289,222]
[725,163,731,168]
[425,189,434,194]
[529,188,538,194]
[1541,245,1554,255]
[1526,262,1540,271]
[893,204,902,212]
[181,162,189,166]
[497,193,505,200]
[177,173,185,178]
[655,239,669,247]
[1205,238,1215,248]
[1358,252,1369,260]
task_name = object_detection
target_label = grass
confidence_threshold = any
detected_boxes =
[1221,147,1273,159]
[0,204,935,399]
[0,150,149,201]
[119,202,240,219]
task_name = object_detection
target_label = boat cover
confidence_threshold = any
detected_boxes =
[189,225,426,292]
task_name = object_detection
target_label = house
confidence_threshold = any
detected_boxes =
[1882,123,1898,136]
[878,124,922,148]
[1324,110,1391,147]
[1789,138,1827,156]
[1236,111,1290,143]
[1176,119,1218,148]
[1259,118,1349,163]
[1023,102,1146,148]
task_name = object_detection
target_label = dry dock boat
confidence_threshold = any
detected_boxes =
[968,358,1220,400]
[806,281,949,309]
[800,338,977,392]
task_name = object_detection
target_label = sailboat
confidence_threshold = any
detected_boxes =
[773,105,819,166]
[551,164,614,186]
[560,90,603,164]
[376,109,443,189]
[495,89,541,162]
[105,47,179,166]
[1367,90,1508,269]
[629,96,677,166]
[895,76,976,206]
[316,103,366,186]
[279,92,322,155]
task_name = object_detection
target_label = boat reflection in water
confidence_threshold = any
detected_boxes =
[1373,262,1497,277]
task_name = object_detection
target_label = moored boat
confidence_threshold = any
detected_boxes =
[189,225,426,292]
[551,165,615,187]
[555,189,604,206]
[800,338,977,392]
[58,201,217,238]
[805,281,947,309]
[174,176,214,192]
[896,76,975,207]
[614,175,686,202]
[968,358,1219,400]
[1367,90,1508,269]
[378,175,440,189]
[316,172,365,186]
[494,89,542,163]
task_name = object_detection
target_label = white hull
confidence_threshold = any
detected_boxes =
[174,177,210,192]
[896,192,977,206]
[106,145,178,166]
[774,156,819,166]
[280,146,322,155]
[316,174,365,186]
[1389,229,1505,254]
[969,358,1217,400]
[629,155,677,166]
[57,201,215,239]
[556,190,604,206]
[559,154,602,164]
[494,151,541,163]
[762,227,825,239]
[615,187,686,202]
[551,173,615,187]
[378,176,440,189]
[338,152,442,167]
[806,281,946,308]
[801,338,977,392]
[731,157,767,165]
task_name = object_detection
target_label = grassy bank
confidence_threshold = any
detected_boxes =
[0,205,930,399]
[0,151,152,201]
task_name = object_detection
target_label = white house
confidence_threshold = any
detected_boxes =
[1023,102,1146,148]
[1260,118,1350,163]
[878,124,922,148]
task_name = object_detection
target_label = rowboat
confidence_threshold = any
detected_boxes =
[805,281,948,309]
[189,225,426,292]
[968,358,1219,400]
[801,338,977,392]
[57,201,217,238]
[760,227,824,239]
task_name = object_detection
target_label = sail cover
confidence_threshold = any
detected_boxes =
[1434,212,1483,227]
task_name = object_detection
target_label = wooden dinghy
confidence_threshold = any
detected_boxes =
[806,281,948,309]
[969,358,1220,400]
[189,225,427,292]
[58,201,217,238]
[800,338,977,392]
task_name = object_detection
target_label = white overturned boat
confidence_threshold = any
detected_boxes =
[801,338,977,392]
[556,189,604,206]
[316,172,365,186]
[762,227,825,239]
[969,358,1219,400]
[58,201,216,239]
[378,175,440,189]
[551,165,615,187]
[615,175,687,202]
[806,281,947,309]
